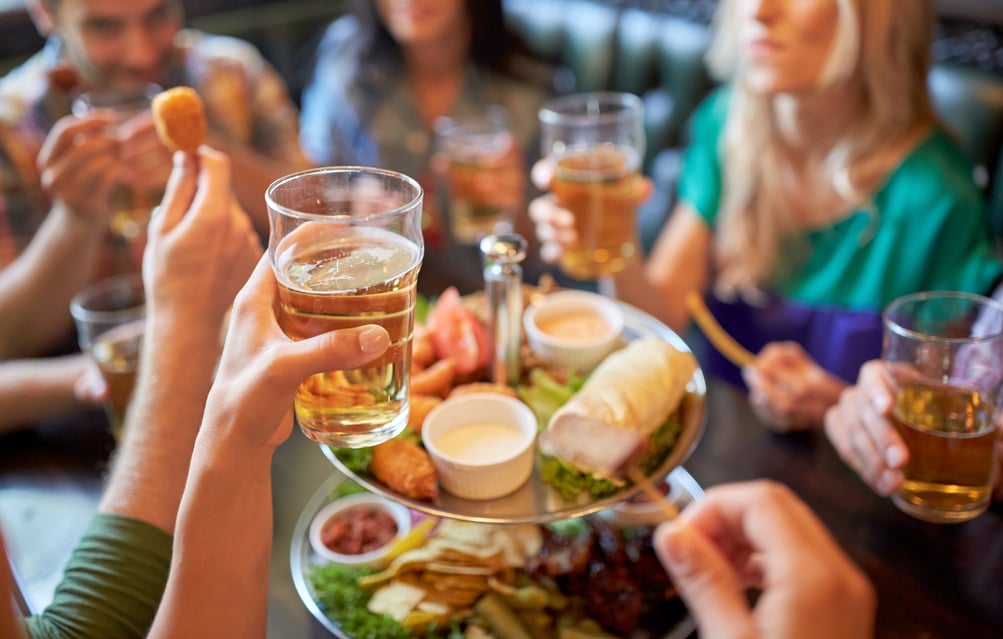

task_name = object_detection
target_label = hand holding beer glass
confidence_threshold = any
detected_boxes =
[72,84,167,240]
[435,106,520,245]
[883,291,1003,523]
[266,167,424,448]
[538,92,645,281]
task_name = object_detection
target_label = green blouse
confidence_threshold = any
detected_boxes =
[679,87,1003,310]
[676,87,1003,385]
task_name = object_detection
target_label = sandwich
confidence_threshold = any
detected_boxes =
[538,336,698,499]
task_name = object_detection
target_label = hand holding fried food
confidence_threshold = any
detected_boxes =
[371,437,438,501]
[151,86,207,153]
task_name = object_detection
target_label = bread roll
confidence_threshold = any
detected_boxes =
[538,337,697,478]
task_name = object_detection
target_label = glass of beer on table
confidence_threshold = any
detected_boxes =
[70,273,146,441]
[538,92,645,281]
[435,106,516,245]
[883,291,1003,523]
[266,167,424,448]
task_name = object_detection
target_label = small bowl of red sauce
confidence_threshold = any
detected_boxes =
[523,290,624,374]
[308,493,412,568]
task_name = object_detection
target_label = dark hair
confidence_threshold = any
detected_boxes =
[347,0,532,79]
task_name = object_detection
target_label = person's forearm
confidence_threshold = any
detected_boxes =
[0,204,106,359]
[0,355,92,434]
[98,318,222,534]
[149,434,273,639]
[610,255,690,334]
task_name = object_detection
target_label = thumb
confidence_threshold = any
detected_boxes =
[278,325,391,384]
[654,522,755,639]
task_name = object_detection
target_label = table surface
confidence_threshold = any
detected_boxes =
[1,381,1001,639]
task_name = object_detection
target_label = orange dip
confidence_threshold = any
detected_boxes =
[536,312,610,341]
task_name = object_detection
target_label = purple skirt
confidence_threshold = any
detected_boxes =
[701,294,883,389]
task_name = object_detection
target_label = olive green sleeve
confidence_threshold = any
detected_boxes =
[20,513,172,639]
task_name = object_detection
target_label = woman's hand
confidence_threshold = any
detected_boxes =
[824,360,909,496]
[201,256,391,452]
[743,341,847,432]
[654,480,875,639]
[143,147,261,335]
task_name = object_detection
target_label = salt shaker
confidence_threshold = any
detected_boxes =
[480,234,527,387]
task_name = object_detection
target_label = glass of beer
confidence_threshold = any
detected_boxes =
[539,92,645,281]
[266,167,424,448]
[883,291,1003,523]
[72,84,164,240]
[70,274,146,441]
[435,106,516,245]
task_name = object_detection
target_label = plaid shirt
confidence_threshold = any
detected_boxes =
[0,29,308,272]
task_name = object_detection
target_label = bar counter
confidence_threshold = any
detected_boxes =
[1,381,1001,638]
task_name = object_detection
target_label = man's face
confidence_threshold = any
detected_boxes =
[51,0,182,89]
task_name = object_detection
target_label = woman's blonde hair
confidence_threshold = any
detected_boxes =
[704,0,936,294]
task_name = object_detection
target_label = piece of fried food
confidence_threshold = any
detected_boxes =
[372,437,438,501]
[152,86,207,152]
[407,395,442,434]
[448,382,518,399]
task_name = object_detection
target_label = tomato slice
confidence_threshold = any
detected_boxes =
[426,287,490,374]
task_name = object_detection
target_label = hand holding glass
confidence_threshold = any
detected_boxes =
[883,291,1003,523]
[72,84,164,240]
[538,92,645,280]
[266,167,424,448]
[435,106,517,245]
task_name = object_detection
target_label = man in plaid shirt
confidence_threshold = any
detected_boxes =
[0,0,310,433]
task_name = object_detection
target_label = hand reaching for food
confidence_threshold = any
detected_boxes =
[654,480,875,639]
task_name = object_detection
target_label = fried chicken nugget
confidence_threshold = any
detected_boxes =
[448,382,518,399]
[407,394,442,434]
[152,86,207,152]
[371,437,438,501]
[411,358,456,398]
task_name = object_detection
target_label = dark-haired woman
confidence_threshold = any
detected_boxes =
[299,0,554,294]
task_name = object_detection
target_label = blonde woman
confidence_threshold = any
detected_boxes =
[532,0,1003,431]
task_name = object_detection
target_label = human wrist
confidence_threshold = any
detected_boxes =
[51,201,107,240]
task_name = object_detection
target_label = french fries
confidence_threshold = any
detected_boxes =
[685,291,756,368]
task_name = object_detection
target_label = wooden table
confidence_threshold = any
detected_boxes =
[1,381,1001,638]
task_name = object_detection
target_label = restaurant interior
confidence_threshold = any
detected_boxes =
[1,0,1003,638]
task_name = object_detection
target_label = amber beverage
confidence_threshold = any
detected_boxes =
[70,273,146,442]
[891,382,997,520]
[267,166,424,449]
[91,319,144,441]
[539,91,645,282]
[275,233,421,447]
[552,144,641,280]
[436,109,514,245]
[883,291,1003,523]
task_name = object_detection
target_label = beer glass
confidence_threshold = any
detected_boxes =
[539,92,645,281]
[72,84,163,240]
[435,106,516,245]
[883,291,1003,523]
[266,167,424,448]
[70,274,146,441]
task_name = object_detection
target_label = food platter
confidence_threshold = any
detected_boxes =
[320,301,707,524]
[291,469,703,639]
